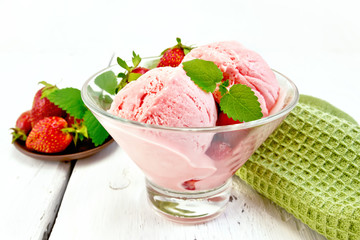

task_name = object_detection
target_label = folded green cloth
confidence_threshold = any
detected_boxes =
[236,95,360,240]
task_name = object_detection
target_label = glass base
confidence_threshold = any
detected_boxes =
[146,178,232,224]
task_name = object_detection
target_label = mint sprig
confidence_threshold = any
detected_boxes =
[219,79,229,96]
[219,84,262,122]
[182,59,223,93]
[183,59,263,122]
[48,88,109,146]
[95,71,117,95]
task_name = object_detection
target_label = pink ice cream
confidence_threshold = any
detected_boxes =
[108,66,217,127]
[182,41,279,117]
[107,66,218,191]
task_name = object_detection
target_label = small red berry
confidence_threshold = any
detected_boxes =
[131,67,149,75]
[217,112,243,126]
[26,116,73,153]
[157,48,185,67]
[30,83,66,127]
[11,110,32,142]
[182,179,199,191]
[16,110,32,135]
[157,38,193,68]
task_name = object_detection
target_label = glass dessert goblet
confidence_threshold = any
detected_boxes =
[81,59,299,224]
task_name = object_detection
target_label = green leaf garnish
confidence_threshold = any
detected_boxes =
[219,84,263,122]
[95,71,117,95]
[83,110,109,146]
[48,87,110,146]
[183,59,263,122]
[47,88,87,119]
[219,79,229,96]
[183,59,223,93]
[87,85,113,110]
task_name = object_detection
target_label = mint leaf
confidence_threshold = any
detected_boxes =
[219,79,229,96]
[183,59,223,93]
[219,84,263,122]
[95,71,118,95]
[47,88,87,119]
[83,110,109,146]
[87,86,113,110]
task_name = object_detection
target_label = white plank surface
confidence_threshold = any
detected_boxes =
[0,148,71,239]
[50,144,326,240]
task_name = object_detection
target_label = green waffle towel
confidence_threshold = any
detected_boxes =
[236,95,360,240]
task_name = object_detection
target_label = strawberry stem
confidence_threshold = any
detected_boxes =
[62,124,88,146]
[10,128,27,143]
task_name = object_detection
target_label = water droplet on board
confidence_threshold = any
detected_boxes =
[109,177,130,190]
[109,169,131,190]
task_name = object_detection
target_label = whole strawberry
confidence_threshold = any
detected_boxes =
[131,67,149,75]
[216,112,242,126]
[157,38,193,67]
[30,81,66,127]
[11,110,32,142]
[26,116,73,153]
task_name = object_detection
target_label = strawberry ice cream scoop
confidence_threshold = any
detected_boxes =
[107,66,218,191]
[183,41,279,117]
[108,66,217,127]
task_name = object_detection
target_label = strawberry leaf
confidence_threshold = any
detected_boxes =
[83,110,109,146]
[47,88,87,119]
[183,48,191,55]
[183,59,223,93]
[116,80,127,93]
[95,70,118,95]
[132,51,141,67]
[128,72,142,82]
[117,57,129,70]
[219,84,263,122]
[118,72,126,78]
[39,81,58,99]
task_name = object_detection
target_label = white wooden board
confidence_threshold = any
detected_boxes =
[0,148,71,239]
